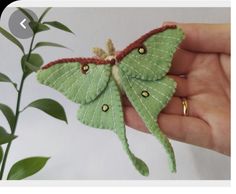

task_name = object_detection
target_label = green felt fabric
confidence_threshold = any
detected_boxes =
[37,27,184,176]
[37,62,111,104]
[119,28,184,80]
[120,70,177,172]
[78,78,149,176]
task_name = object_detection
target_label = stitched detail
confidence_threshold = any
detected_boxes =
[37,26,185,176]
[116,25,177,61]
[42,57,112,69]
[120,71,176,172]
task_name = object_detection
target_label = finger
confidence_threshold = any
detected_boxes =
[124,107,213,150]
[125,94,195,116]
[168,75,189,97]
[163,22,230,54]
[178,23,230,54]
[158,113,213,150]
[122,94,132,107]
[161,97,182,115]
[124,106,148,133]
[162,97,196,117]
[169,48,196,75]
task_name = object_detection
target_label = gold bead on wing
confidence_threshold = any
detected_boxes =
[82,64,89,72]
[141,90,149,98]
[138,46,146,54]
[102,104,109,112]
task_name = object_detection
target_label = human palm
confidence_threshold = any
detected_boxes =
[124,23,230,156]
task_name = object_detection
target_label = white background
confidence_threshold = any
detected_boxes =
[0,7,230,180]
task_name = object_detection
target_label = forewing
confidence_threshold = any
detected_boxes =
[120,70,177,172]
[78,78,149,176]
[118,26,184,80]
[37,59,111,104]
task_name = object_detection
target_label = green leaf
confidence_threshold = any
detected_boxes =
[0,146,3,164]
[0,103,15,131]
[38,7,52,23]
[29,21,50,34]
[18,7,35,22]
[24,60,40,72]
[0,26,25,54]
[44,21,73,33]
[21,53,43,75]
[0,72,13,82]
[7,157,50,180]
[33,41,68,50]
[0,72,17,89]
[26,98,67,123]
[0,126,17,145]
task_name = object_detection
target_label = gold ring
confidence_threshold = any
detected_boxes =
[181,98,189,116]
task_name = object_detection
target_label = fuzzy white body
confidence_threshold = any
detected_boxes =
[105,55,124,94]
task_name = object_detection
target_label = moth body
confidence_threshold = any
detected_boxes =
[104,55,124,94]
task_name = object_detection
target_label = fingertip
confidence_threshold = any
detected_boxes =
[174,23,231,54]
[124,106,149,133]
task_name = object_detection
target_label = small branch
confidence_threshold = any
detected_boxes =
[27,33,36,60]
[0,74,26,179]
[19,106,28,113]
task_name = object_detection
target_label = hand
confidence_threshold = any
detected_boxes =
[124,23,230,156]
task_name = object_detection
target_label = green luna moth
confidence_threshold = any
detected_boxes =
[37,25,184,176]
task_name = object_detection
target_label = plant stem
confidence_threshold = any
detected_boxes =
[0,74,25,179]
[27,33,35,60]
[0,33,36,180]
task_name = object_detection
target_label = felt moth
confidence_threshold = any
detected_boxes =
[37,25,184,176]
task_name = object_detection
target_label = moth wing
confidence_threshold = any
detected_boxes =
[78,78,149,176]
[37,58,111,104]
[120,70,177,172]
[118,26,184,80]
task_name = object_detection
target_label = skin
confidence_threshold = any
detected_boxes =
[123,23,230,156]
